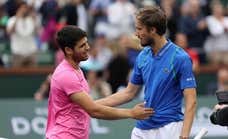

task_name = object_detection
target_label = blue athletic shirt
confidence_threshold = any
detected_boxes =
[130,40,196,130]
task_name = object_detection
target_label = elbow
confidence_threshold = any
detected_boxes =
[89,110,99,118]
[189,99,197,112]
[86,105,101,118]
[127,94,135,102]
[193,100,197,109]
[125,88,137,102]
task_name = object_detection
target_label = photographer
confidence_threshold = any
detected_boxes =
[210,68,228,126]
[210,91,228,126]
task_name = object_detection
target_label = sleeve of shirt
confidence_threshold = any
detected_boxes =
[59,70,85,96]
[6,17,15,31]
[179,55,197,90]
[130,56,143,85]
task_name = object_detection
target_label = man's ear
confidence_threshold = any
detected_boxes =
[150,27,157,34]
[65,47,73,55]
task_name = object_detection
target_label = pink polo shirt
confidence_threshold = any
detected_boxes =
[46,59,90,139]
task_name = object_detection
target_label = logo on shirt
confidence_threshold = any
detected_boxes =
[186,77,194,81]
[163,68,170,73]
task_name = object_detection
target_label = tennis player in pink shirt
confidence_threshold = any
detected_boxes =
[46,26,153,139]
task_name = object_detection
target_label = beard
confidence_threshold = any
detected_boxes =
[72,53,88,63]
[140,37,155,47]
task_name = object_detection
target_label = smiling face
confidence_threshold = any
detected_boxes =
[71,37,90,63]
[57,26,89,64]
[135,20,154,47]
[134,6,167,47]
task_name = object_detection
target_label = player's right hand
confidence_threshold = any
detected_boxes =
[130,102,154,120]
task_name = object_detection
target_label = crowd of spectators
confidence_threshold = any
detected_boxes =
[0,0,227,97]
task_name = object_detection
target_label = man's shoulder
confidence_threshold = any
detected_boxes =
[138,47,150,55]
[170,44,189,58]
[52,63,74,79]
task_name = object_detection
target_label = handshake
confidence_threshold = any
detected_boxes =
[210,90,228,126]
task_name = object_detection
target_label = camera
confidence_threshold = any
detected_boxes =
[210,90,228,126]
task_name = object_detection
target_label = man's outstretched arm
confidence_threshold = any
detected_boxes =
[95,83,141,107]
[70,90,153,120]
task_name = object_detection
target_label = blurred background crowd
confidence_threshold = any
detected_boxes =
[0,0,227,100]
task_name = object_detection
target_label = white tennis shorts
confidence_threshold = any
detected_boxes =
[131,121,183,139]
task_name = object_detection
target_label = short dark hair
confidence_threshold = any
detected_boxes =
[136,6,167,35]
[56,26,87,54]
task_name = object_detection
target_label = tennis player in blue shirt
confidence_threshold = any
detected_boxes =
[96,6,197,139]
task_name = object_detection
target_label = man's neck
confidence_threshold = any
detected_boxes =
[152,36,167,55]
[66,57,79,69]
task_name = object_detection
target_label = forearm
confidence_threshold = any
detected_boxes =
[91,104,132,120]
[95,89,134,107]
[70,90,151,120]
[96,83,139,107]
[181,100,197,137]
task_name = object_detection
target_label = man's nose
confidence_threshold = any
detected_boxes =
[134,32,139,38]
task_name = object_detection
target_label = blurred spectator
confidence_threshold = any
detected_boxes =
[118,34,140,68]
[0,4,9,67]
[0,4,9,41]
[34,73,51,100]
[175,33,200,74]
[206,68,228,95]
[6,1,38,67]
[204,0,228,65]
[39,0,59,50]
[179,0,208,49]
[160,0,181,41]
[88,0,112,38]
[106,0,136,39]
[217,68,228,91]
[60,0,88,31]
[39,0,58,27]
[4,0,23,17]
[87,70,112,99]
[26,0,45,11]
[106,40,131,92]
[140,0,156,8]
[93,33,113,69]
